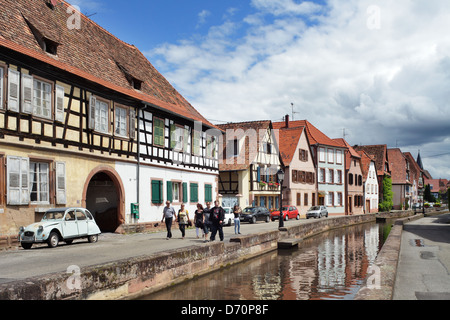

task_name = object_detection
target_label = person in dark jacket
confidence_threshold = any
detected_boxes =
[210,200,225,242]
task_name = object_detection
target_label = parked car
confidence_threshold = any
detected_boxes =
[270,206,300,221]
[240,207,271,224]
[222,207,234,226]
[18,208,101,249]
[306,206,329,219]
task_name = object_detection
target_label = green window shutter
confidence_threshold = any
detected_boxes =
[167,181,173,202]
[190,183,198,203]
[154,118,165,146]
[182,182,188,203]
[151,180,163,204]
[205,184,212,202]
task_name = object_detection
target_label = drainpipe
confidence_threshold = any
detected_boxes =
[136,106,141,224]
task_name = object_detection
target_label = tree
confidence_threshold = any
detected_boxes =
[379,176,393,212]
[424,184,436,203]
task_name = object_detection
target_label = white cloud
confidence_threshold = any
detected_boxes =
[196,9,211,29]
[148,0,450,178]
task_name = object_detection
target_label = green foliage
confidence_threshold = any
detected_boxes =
[424,184,436,203]
[379,176,393,212]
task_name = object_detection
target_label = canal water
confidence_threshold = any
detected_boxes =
[140,221,392,300]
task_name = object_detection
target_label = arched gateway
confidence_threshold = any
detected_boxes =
[82,166,125,233]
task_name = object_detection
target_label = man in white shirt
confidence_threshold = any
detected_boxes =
[161,201,176,240]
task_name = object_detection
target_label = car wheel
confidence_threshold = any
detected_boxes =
[21,243,33,250]
[88,234,98,243]
[296,214,300,220]
[251,216,257,224]
[47,232,59,248]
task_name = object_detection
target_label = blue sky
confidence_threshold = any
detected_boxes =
[71,0,450,179]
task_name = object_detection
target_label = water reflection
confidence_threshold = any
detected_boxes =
[140,222,387,301]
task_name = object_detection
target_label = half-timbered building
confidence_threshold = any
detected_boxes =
[218,121,281,209]
[0,0,219,234]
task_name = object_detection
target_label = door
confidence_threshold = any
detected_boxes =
[75,210,88,236]
[63,210,79,238]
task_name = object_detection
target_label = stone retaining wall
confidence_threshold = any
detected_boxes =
[1,211,428,300]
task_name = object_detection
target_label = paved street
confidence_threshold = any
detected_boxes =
[393,213,450,300]
[0,218,309,285]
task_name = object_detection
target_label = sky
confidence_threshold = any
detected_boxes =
[71,0,450,180]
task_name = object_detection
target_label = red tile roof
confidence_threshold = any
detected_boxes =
[357,150,376,182]
[273,120,344,148]
[354,144,391,177]
[275,127,305,166]
[387,148,410,184]
[0,0,214,127]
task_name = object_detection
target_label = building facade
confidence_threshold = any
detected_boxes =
[0,0,218,235]
[273,124,317,217]
[358,150,379,213]
[218,121,281,210]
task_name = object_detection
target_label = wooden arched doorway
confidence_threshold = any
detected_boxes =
[82,166,125,233]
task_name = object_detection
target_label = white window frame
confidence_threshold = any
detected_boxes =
[172,182,181,202]
[319,147,326,162]
[6,156,30,205]
[114,105,128,137]
[95,99,109,134]
[336,150,343,164]
[170,124,184,151]
[7,69,20,112]
[33,78,52,119]
[0,67,4,110]
[56,162,67,205]
[328,148,334,164]
[29,161,50,204]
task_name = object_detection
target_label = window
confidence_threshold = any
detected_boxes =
[327,169,334,184]
[229,139,239,157]
[304,193,309,206]
[336,170,342,184]
[336,150,343,164]
[319,168,325,183]
[115,106,128,137]
[349,173,354,185]
[190,183,199,202]
[151,180,163,204]
[328,193,334,206]
[170,124,184,151]
[192,130,201,156]
[33,78,52,119]
[0,67,4,109]
[206,135,216,159]
[328,149,334,163]
[205,184,213,202]
[296,193,301,206]
[299,149,308,162]
[337,192,343,206]
[153,118,165,147]
[167,181,181,203]
[319,147,326,162]
[29,162,49,204]
[6,156,29,205]
[292,170,298,183]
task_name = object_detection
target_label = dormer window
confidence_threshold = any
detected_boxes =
[115,61,143,90]
[23,15,59,55]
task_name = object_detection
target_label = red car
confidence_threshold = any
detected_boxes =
[270,206,300,221]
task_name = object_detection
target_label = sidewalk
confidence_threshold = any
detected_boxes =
[393,213,450,300]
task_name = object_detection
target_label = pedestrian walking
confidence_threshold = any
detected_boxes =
[203,202,213,243]
[233,205,242,234]
[210,200,225,242]
[161,201,176,240]
[194,203,205,239]
[177,204,190,239]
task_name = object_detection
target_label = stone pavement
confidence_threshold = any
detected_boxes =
[393,213,450,300]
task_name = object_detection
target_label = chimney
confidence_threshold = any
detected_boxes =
[285,115,289,128]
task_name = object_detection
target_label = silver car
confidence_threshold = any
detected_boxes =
[18,208,101,249]
[306,206,329,219]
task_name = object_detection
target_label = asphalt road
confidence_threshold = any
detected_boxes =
[0,218,311,284]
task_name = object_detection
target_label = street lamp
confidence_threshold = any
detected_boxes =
[277,169,285,229]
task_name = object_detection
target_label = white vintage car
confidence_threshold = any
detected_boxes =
[18,208,101,249]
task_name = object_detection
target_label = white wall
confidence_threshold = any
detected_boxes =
[365,162,379,211]
[115,161,217,223]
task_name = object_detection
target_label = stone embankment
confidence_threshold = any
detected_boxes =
[0,210,440,300]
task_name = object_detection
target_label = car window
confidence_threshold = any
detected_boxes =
[43,211,65,220]
[310,206,320,210]
[65,211,76,221]
[75,210,87,221]
[85,210,94,220]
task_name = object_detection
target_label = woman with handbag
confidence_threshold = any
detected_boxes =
[177,204,191,239]
[194,203,205,239]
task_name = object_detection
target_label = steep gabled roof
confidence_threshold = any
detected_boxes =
[357,150,377,182]
[0,0,213,127]
[273,120,344,148]
[275,126,305,166]
[388,148,410,185]
[354,144,391,177]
